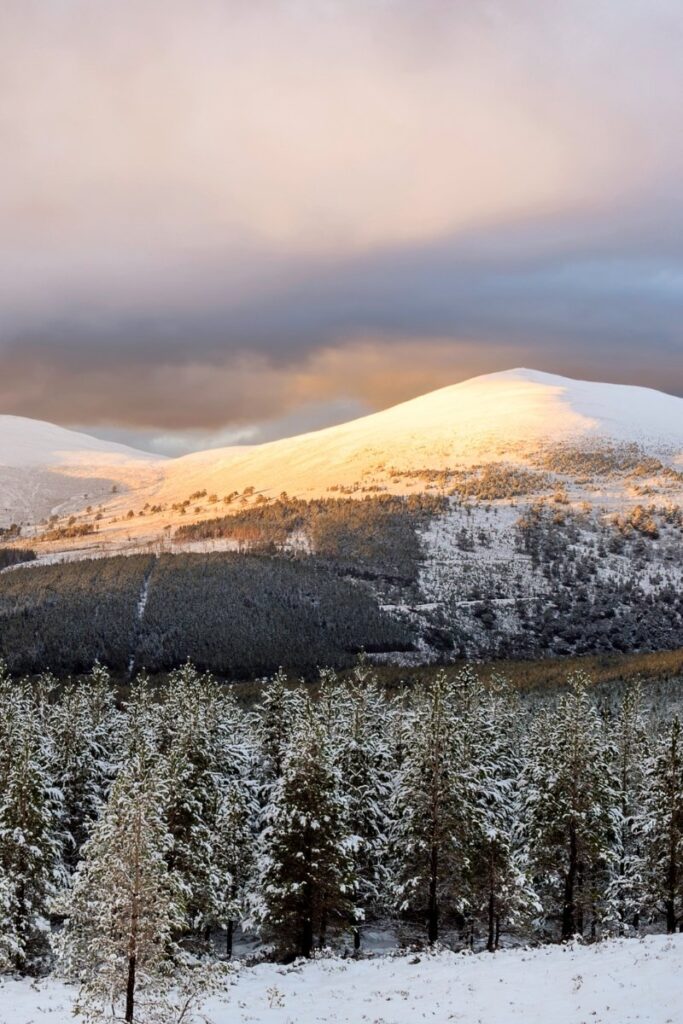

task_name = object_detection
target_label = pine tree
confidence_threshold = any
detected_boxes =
[0,675,64,971]
[157,664,259,943]
[254,703,357,958]
[607,682,649,933]
[50,664,121,873]
[390,670,470,945]
[255,668,303,785]
[386,683,413,774]
[57,739,186,1022]
[0,867,21,972]
[641,716,683,933]
[211,778,256,958]
[521,676,617,940]
[159,665,229,939]
[336,660,392,950]
[464,676,538,950]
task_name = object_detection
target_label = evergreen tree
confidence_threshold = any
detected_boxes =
[0,676,64,970]
[386,684,412,774]
[255,668,303,785]
[641,716,683,933]
[211,778,256,957]
[159,664,258,942]
[254,703,357,958]
[337,661,392,950]
[522,676,616,940]
[0,868,21,972]
[607,683,649,932]
[390,670,470,945]
[50,664,121,873]
[57,739,186,1022]
[464,677,538,950]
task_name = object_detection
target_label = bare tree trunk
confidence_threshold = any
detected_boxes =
[301,915,314,959]
[487,891,496,952]
[576,861,585,937]
[125,954,136,1024]
[428,843,439,945]
[226,919,233,959]
[666,897,676,934]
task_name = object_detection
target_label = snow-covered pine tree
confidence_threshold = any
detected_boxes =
[254,700,357,958]
[336,660,392,950]
[521,675,617,940]
[464,675,538,950]
[211,778,256,957]
[607,682,649,933]
[158,664,226,940]
[57,731,186,1023]
[386,683,412,773]
[50,663,121,873]
[390,670,470,945]
[641,715,683,933]
[255,668,303,786]
[0,672,64,971]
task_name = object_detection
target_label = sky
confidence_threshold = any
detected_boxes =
[2,0,683,455]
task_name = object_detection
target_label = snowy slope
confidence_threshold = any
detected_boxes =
[154,368,683,503]
[3,369,683,542]
[0,418,162,529]
[6,933,682,1024]
[0,415,157,467]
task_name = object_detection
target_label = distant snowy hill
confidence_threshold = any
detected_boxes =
[0,415,157,467]
[0,417,160,529]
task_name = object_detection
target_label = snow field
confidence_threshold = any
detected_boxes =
[5,933,681,1024]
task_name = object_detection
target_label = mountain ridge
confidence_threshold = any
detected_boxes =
[2,368,682,541]
[0,414,159,467]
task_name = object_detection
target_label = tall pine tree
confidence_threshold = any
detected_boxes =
[522,676,616,940]
[254,702,357,958]
[57,735,186,1022]
[390,671,470,944]
[641,716,683,933]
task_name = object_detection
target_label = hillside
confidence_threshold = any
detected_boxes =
[3,368,683,550]
[157,367,683,503]
[0,415,158,467]
[0,415,162,530]
[2,369,683,670]
[127,367,683,523]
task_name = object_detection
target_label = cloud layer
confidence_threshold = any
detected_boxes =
[1,1,682,451]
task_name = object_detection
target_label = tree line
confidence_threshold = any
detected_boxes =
[0,659,681,1019]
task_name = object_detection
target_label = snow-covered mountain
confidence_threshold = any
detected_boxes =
[2,368,682,539]
[0,415,157,467]
[0,416,160,529]
[155,368,683,502]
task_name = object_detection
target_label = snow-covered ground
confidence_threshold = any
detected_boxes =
[5,934,681,1024]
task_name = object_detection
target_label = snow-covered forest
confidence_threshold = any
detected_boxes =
[0,658,681,1021]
